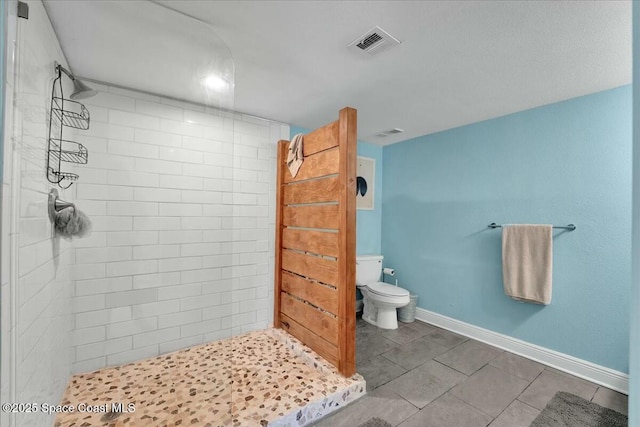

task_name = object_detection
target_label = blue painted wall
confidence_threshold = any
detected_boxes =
[382,87,632,373]
[630,2,639,421]
[290,125,383,255]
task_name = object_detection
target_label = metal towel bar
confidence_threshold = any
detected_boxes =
[488,222,576,231]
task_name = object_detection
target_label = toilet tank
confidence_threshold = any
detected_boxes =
[356,255,383,286]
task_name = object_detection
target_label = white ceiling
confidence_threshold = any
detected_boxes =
[44,1,631,146]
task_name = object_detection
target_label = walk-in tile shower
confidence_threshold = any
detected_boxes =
[0,1,363,425]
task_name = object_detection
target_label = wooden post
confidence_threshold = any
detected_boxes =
[337,107,357,376]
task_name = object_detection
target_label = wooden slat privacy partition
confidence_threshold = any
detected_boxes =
[274,107,356,376]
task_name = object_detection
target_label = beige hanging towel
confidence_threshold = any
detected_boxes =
[502,224,553,305]
[287,133,304,178]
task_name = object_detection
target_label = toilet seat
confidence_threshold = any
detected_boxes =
[366,282,409,298]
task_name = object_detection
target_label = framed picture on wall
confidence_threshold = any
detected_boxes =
[356,156,375,210]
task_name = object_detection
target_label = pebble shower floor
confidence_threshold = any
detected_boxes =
[55,329,365,426]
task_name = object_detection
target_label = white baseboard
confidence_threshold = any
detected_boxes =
[414,307,629,394]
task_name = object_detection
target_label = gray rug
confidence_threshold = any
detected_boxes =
[530,391,627,427]
[357,417,393,427]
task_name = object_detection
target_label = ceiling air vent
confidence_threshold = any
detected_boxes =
[357,33,383,50]
[376,128,404,137]
[348,26,401,56]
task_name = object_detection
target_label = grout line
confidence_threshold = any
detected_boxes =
[514,369,546,411]
[451,395,495,420]
[515,398,542,412]
[489,375,540,423]
[431,359,469,377]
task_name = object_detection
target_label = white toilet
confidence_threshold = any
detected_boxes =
[356,255,410,330]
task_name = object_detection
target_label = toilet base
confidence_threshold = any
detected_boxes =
[363,307,400,329]
[362,314,378,327]
[362,297,401,330]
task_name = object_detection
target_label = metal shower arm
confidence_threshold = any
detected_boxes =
[56,62,77,81]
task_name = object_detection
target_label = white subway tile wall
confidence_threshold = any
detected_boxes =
[1,2,75,426]
[1,5,284,424]
[69,84,285,372]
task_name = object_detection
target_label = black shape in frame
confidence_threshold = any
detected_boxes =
[356,176,368,197]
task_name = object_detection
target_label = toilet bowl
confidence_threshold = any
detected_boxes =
[356,255,410,330]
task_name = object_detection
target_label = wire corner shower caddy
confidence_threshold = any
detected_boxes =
[46,62,91,188]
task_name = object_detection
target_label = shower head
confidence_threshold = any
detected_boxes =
[69,78,97,100]
[56,63,97,99]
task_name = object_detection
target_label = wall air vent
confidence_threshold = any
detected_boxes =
[376,128,404,137]
[348,26,401,56]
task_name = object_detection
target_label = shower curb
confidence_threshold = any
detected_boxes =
[267,328,366,426]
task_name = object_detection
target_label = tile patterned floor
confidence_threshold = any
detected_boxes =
[315,318,629,427]
[56,329,365,427]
